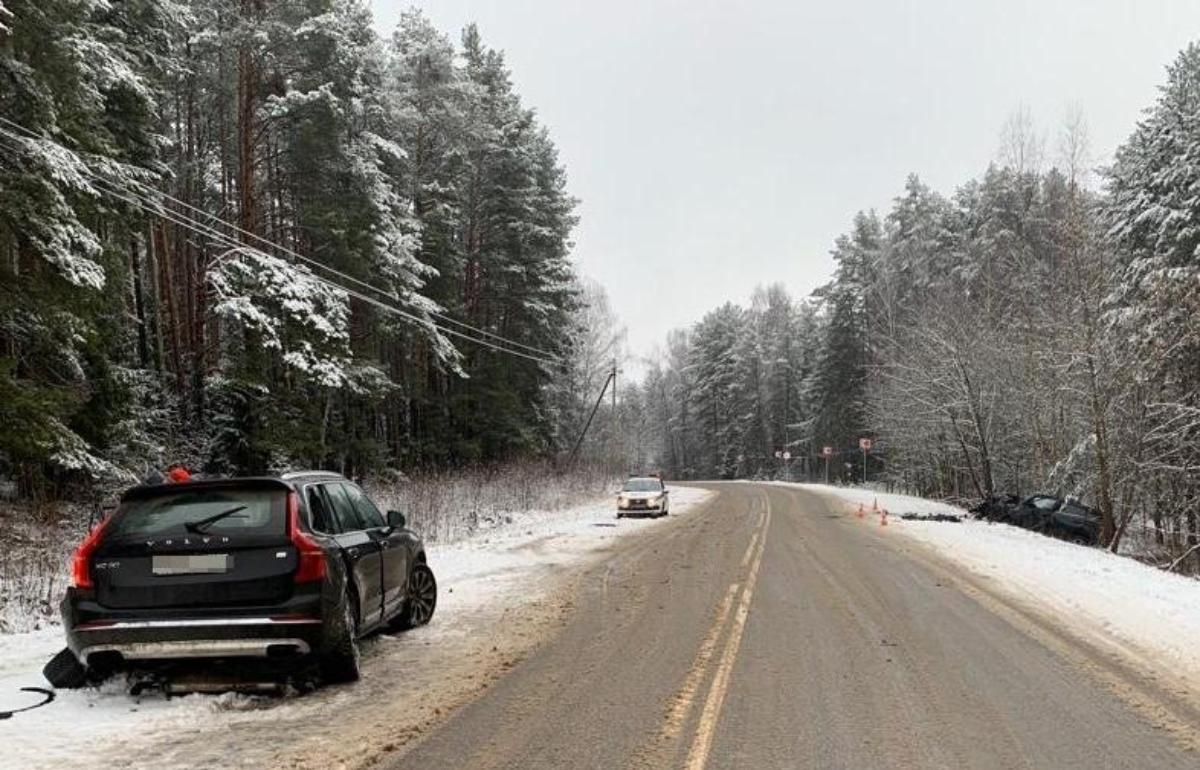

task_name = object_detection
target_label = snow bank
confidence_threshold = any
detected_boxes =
[802,484,1200,688]
[0,485,713,770]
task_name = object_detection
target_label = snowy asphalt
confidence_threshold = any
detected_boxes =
[386,482,1199,769]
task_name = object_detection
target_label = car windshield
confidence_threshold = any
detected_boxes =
[107,487,287,539]
[623,479,663,493]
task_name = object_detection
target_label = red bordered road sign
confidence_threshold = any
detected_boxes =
[859,437,873,451]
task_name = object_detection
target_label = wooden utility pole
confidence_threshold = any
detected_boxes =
[611,358,617,465]
[566,367,616,468]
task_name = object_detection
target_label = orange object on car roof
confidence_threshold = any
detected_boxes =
[166,466,192,483]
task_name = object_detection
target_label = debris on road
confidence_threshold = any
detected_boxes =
[0,687,55,720]
[900,513,962,523]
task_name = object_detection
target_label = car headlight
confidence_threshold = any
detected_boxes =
[618,497,630,508]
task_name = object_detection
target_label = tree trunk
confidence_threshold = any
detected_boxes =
[236,0,262,238]
[129,236,150,369]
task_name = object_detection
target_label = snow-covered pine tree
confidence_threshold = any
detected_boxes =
[0,0,174,495]
[1104,43,1200,551]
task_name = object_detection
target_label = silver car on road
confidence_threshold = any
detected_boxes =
[616,476,670,518]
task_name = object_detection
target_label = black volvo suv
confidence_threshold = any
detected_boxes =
[49,471,436,687]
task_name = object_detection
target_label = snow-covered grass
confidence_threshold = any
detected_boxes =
[0,502,88,634]
[366,462,620,544]
[801,484,1200,689]
[0,482,712,769]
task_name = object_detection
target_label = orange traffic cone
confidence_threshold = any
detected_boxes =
[880,508,889,527]
[857,502,865,519]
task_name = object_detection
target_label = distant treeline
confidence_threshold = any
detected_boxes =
[621,45,1200,559]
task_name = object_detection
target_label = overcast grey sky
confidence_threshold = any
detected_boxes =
[370,0,1200,359]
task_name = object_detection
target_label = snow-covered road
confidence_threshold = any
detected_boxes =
[0,486,713,770]
[801,484,1200,693]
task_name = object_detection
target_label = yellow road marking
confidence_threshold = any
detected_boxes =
[632,496,770,770]
[685,493,771,770]
[740,505,766,568]
[660,503,765,740]
[654,581,741,742]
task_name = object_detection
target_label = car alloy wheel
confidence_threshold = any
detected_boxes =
[407,565,438,627]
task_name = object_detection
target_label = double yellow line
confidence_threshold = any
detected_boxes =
[643,491,771,769]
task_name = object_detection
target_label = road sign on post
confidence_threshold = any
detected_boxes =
[822,446,832,484]
[859,437,872,484]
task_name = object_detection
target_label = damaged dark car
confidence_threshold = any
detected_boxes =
[45,472,437,690]
[1046,498,1102,545]
[973,492,1101,546]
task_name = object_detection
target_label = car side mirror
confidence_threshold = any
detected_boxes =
[662,488,670,495]
[387,509,406,529]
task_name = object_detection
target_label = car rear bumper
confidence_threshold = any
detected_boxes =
[67,615,324,664]
[62,585,329,665]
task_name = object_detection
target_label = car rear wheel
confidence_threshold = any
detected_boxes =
[394,564,438,631]
[43,647,88,689]
[319,590,361,684]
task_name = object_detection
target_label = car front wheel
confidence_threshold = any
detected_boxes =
[394,564,438,631]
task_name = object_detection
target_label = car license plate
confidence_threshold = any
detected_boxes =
[152,554,232,575]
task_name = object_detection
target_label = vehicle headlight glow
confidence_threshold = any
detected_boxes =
[618,496,630,508]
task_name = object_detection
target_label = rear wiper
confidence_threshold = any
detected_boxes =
[184,505,247,534]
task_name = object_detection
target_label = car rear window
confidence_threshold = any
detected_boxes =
[107,487,287,539]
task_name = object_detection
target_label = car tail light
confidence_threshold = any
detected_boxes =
[288,491,326,582]
[69,519,111,589]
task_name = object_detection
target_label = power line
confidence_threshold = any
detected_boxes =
[0,114,562,361]
[0,125,562,364]
[0,128,562,366]
[0,115,561,362]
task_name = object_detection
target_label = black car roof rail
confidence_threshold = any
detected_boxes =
[279,471,344,481]
[121,476,294,501]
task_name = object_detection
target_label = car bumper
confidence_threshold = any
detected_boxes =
[618,504,663,516]
[1053,519,1100,541]
[62,588,327,665]
[67,616,324,663]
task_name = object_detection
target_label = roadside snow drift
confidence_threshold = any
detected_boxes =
[0,486,713,770]
[805,484,1200,690]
